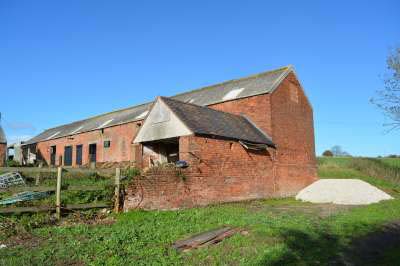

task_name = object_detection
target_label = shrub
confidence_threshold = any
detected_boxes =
[322,150,333,157]
[6,159,21,167]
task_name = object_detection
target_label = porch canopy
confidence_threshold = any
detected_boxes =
[134,96,275,148]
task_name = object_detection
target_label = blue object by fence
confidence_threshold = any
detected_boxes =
[0,191,50,205]
[175,160,189,168]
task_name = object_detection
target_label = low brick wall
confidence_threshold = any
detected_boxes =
[124,167,194,210]
[124,136,317,210]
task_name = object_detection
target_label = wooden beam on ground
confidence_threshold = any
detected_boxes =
[172,227,242,252]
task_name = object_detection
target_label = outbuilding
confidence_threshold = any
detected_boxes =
[23,65,317,209]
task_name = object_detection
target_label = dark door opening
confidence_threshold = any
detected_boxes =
[143,138,179,166]
[50,146,56,166]
[165,142,179,163]
[76,145,83,166]
[64,146,73,166]
[89,143,97,163]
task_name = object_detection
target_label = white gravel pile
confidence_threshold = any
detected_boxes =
[296,179,393,205]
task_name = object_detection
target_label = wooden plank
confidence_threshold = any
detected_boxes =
[0,185,108,193]
[173,227,241,252]
[0,203,112,214]
[0,186,56,193]
[66,185,107,191]
[0,167,115,176]
[0,206,54,214]
[63,203,111,210]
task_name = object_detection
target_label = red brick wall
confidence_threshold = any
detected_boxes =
[124,135,276,210]
[35,122,142,167]
[0,144,6,166]
[209,94,272,136]
[270,72,317,196]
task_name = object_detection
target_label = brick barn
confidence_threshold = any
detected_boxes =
[23,65,317,209]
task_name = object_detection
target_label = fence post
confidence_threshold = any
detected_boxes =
[114,168,121,213]
[56,167,62,220]
[35,172,40,186]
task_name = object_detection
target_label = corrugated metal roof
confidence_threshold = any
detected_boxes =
[24,66,291,145]
[160,97,274,146]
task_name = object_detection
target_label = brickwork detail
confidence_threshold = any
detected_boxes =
[0,144,6,166]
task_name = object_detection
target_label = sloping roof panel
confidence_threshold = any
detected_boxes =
[160,97,274,146]
[24,66,290,145]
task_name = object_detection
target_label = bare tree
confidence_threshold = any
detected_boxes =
[371,47,400,131]
[330,145,351,157]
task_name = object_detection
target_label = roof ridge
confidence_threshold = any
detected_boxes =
[26,65,292,145]
[40,66,291,132]
[41,101,153,132]
[171,65,291,99]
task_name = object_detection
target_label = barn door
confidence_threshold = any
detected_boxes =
[76,145,83,166]
[50,146,56,166]
[89,143,97,163]
[64,146,73,166]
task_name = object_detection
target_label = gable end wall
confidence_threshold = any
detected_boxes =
[270,72,317,196]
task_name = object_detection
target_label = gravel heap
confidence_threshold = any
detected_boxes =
[296,179,393,205]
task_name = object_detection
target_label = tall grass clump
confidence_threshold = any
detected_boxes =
[349,158,400,184]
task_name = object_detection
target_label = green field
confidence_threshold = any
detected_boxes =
[1,158,400,265]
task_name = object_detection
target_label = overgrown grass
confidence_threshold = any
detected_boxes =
[318,157,400,195]
[1,160,400,265]
[380,158,400,168]
[0,171,116,210]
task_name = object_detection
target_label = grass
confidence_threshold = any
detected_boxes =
[0,172,115,209]
[1,158,400,265]
[380,158,400,168]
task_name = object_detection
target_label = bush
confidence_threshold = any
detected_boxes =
[6,159,21,167]
[322,150,333,157]
[122,167,141,181]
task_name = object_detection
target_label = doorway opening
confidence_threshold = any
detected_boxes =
[64,146,73,166]
[50,145,56,166]
[89,143,97,163]
[143,138,179,166]
[76,145,83,166]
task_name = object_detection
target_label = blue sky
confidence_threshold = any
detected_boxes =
[0,1,399,156]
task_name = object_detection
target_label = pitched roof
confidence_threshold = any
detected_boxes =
[24,66,292,145]
[159,97,274,146]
